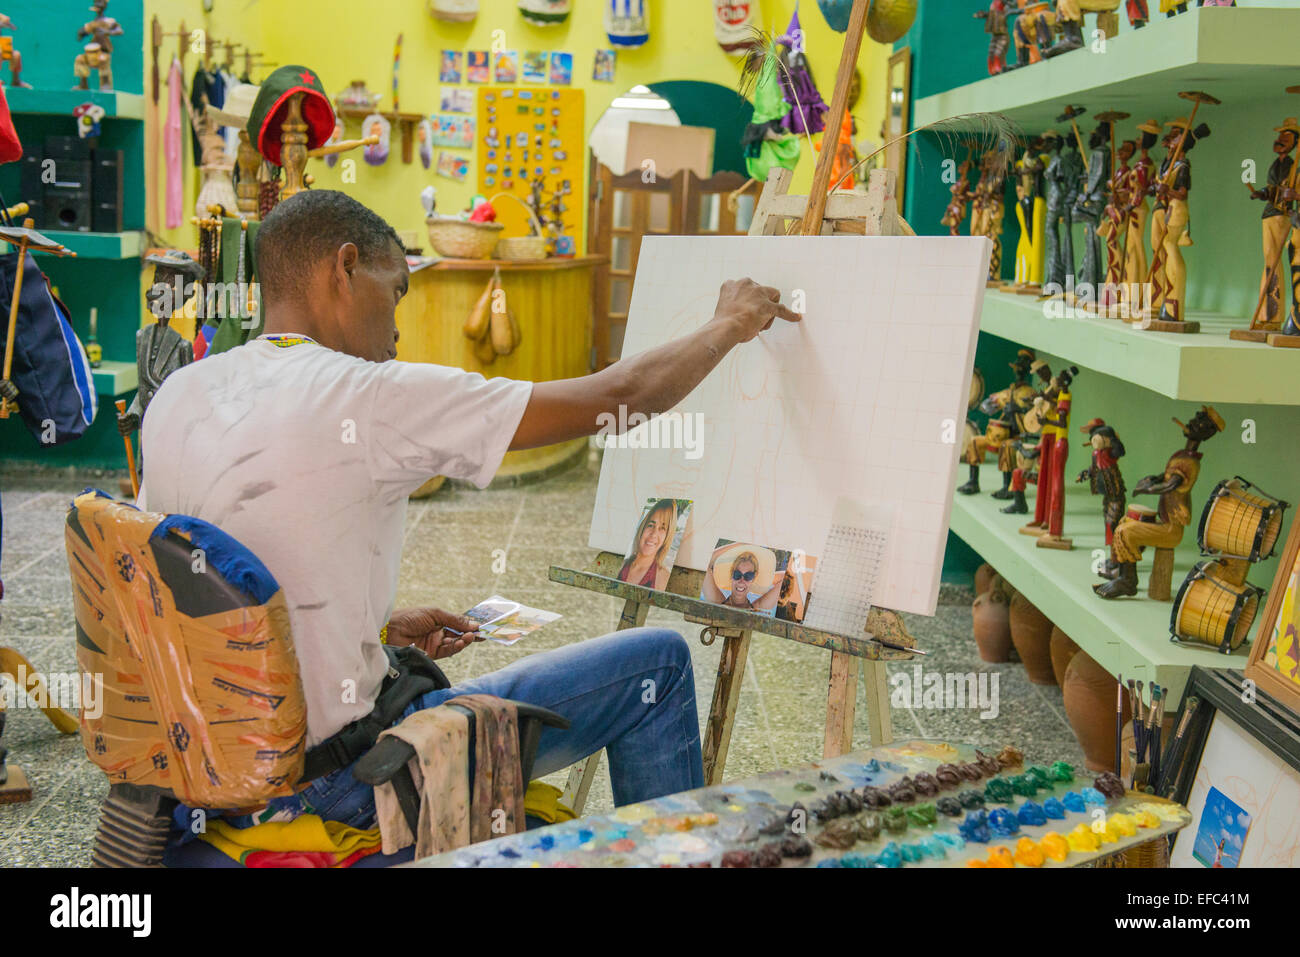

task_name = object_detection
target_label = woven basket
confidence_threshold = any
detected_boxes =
[426,216,503,259]
[489,192,549,261]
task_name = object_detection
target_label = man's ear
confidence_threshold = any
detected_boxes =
[335,242,361,290]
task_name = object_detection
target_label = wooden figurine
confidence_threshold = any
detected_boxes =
[1019,360,1061,533]
[1160,0,1189,17]
[1126,0,1150,28]
[0,13,30,88]
[958,416,1015,496]
[1034,365,1078,550]
[1142,90,1219,332]
[73,1,122,91]
[1011,1,1053,68]
[1233,109,1300,344]
[116,252,206,447]
[974,1,1011,76]
[965,349,1041,498]
[0,220,76,421]
[73,43,112,92]
[1002,433,1040,514]
[1072,117,1112,303]
[1092,111,1130,313]
[1044,0,1084,58]
[1076,418,1127,560]
[1009,136,1049,293]
[1095,405,1224,599]
[941,153,975,236]
[1119,119,1161,321]
[1043,117,1083,297]
[973,148,1008,284]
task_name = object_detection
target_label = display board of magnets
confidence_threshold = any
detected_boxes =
[477,86,585,254]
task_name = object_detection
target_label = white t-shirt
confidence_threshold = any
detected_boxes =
[137,336,532,745]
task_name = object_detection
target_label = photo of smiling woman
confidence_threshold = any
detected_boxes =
[701,539,789,618]
[618,498,692,591]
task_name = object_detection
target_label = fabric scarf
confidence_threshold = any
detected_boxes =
[165,58,183,229]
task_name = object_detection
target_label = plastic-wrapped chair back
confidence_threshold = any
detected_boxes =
[66,490,307,810]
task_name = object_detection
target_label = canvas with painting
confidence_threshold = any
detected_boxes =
[617,498,692,591]
[700,539,791,619]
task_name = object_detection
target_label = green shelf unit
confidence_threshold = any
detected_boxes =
[38,230,146,260]
[92,360,137,397]
[5,86,145,121]
[952,463,1246,704]
[979,290,1300,406]
[913,7,1300,132]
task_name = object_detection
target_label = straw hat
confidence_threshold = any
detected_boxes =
[207,83,260,129]
[1136,118,1162,135]
[1165,116,1192,131]
[1275,117,1300,137]
[710,542,779,594]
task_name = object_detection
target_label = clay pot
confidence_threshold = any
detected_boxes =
[1049,626,1081,688]
[1063,650,1129,773]
[972,589,1012,662]
[974,563,996,597]
[1009,592,1056,685]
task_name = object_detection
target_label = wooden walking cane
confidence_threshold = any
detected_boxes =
[1058,104,1090,176]
[1,219,76,420]
[115,399,140,497]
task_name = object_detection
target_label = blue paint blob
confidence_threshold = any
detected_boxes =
[919,836,948,860]
[577,829,595,844]
[959,810,992,843]
[816,858,843,868]
[876,842,903,868]
[1081,787,1107,806]
[988,807,1020,836]
[934,831,966,851]
[900,842,924,863]
[500,847,521,858]
[841,853,873,868]
[1042,797,1067,820]
[1062,791,1087,813]
[863,759,881,773]
[531,835,556,851]
[1017,801,1048,827]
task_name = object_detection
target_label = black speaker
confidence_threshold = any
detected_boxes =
[19,151,45,227]
[42,159,93,231]
[91,149,124,233]
[43,135,92,160]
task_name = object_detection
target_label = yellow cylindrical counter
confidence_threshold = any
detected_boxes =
[395,255,606,484]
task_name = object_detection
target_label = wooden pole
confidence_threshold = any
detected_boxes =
[0,227,31,419]
[799,0,871,236]
[116,399,140,497]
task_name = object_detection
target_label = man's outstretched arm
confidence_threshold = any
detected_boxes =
[509,278,800,451]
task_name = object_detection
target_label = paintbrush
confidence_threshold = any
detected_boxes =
[1156,696,1198,796]
[1142,685,1160,770]
[1115,675,1124,778]
[1135,680,1147,760]
[1150,692,1165,790]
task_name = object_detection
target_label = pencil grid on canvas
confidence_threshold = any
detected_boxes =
[590,235,990,616]
[802,521,889,637]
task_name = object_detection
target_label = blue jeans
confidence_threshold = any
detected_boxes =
[290,627,704,830]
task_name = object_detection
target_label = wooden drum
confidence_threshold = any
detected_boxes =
[1170,560,1264,653]
[1197,477,1288,562]
[1126,504,1158,524]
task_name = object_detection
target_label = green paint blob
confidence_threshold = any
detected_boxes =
[883,806,909,833]
[1049,761,1075,783]
[983,777,1015,804]
[906,803,938,827]
[1026,765,1053,789]
[1011,774,1039,797]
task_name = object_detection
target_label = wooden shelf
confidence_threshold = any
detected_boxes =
[979,289,1300,406]
[91,360,137,397]
[5,87,145,121]
[950,462,1250,704]
[40,230,145,260]
[914,7,1300,131]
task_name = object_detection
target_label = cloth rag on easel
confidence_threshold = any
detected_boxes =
[742,47,800,183]
[374,695,524,859]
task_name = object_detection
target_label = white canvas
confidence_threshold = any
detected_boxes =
[589,235,991,616]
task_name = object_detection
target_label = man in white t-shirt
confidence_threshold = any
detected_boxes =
[139,189,799,834]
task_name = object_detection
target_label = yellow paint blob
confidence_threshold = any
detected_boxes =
[987,846,1015,868]
[1040,832,1069,862]
[1014,837,1045,867]
[966,858,989,868]
[1109,812,1138,837]
[1067,824,1100,852]
[1131,809,1159,829]
[1133,801,1184,823]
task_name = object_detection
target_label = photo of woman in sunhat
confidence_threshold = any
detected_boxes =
[700,539,788,617]
[618,498,692,591]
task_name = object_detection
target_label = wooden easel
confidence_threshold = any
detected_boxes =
[555,0,921,814]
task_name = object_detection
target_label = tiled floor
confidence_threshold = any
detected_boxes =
[0,454,1085,865]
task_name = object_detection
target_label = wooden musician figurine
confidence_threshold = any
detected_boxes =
[1095,405,1224,599]
[974,0,1011,75]
[958,416,1015,497]
[1044,0,1085,57]
[976,149,1008,284]
[941,153,975,236]
[1010,137,1049,292]
[1143,91,1219,331]
[1235,112,1300,342]
[0,13,30,88]
[1092,111,1130,312]
[0,220,76,420]
[1119,119,1160,320]
[1034,365,1078,550]
[1072,117,1112,300]
[1076,417,1126,565]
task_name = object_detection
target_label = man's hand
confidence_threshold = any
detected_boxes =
[386,607,483,660]
[117,411,140,436]
[711,278,802,344]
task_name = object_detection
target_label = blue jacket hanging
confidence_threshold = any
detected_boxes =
[0,251,98,445]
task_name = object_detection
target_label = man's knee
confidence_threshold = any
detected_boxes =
[619,627,692,673]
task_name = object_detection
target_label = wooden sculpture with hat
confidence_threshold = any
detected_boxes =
[1092,110,1129,312]
[0,13,29,88]
[1142,91,1218,331]
[1043,110,1085,296]
[1095,405,1224,599]
[1009,135,1049,293]
[1118,118,1161,320]
[1076,417,1126,556]
[1073,116,1112,302]
[1234,107,1300,343]
[965,349,1039,497]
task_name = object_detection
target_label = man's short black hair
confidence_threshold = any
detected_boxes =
[255,189,404,301]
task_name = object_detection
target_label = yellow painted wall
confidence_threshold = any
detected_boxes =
[142,1,890,247]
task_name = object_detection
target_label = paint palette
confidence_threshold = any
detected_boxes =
[407,740,1192,868]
